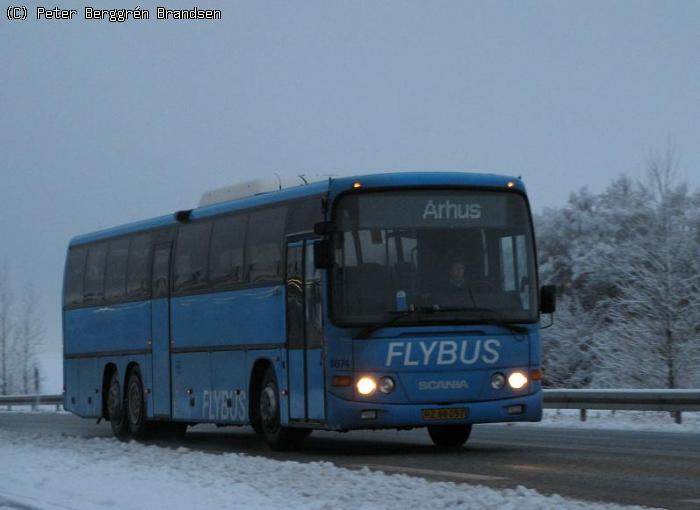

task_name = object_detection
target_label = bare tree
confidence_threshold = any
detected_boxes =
[16,285,43,394]
[0,265,12,395]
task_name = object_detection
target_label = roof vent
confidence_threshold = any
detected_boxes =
[198,175,329,208]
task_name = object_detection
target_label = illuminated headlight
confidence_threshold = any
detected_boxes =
[356,376,377,396]
[508,371,528,390]
[378,376,395,394]
[490,373,506,390]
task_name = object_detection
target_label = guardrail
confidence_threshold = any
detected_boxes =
[543,389,700,423]
[0,394,63,412]
[1,390,698,423]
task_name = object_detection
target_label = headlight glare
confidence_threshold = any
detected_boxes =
[356,376,377,396]
[508,371,528,390]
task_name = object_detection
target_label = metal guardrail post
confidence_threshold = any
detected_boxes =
[580,409,587,422]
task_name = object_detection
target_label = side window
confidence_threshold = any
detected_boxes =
[65,247,87,307]
[84,243,108,304]
[104,238,129,301]
[285,198,323,235]
[286,244,304,349]
[126,234,152,299]
[174,221,212,293]
[152,246,171,299]
[247,207,286,284]
[209,215,247,288]
[305,242,324,348]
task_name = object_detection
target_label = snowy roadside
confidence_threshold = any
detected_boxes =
[0,429,648,510]
[503,409,700,434]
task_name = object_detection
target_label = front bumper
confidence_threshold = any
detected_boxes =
[325,390,543,430]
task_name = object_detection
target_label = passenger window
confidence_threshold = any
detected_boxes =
[83,243,107,304]
[247,207,286,284]
[126,234,152,299]
[174,222,212,293]
[104,238,129,301]
[65,247,87,307]
[285,198,323,235]
[209,215,247,288]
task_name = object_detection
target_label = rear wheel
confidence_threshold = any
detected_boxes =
[427,424,472,448]
[107,371,129,440]
[259,366,308,450]
[126,366,151,440]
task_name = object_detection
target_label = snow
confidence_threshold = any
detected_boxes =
[514,408,700,434]
[0,429,647,510]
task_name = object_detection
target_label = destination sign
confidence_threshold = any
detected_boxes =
[339,192,509,229]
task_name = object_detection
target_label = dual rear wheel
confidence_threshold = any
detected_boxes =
[107,367,186,441]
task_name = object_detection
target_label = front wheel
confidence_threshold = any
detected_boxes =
[259,366,308,450]
[427,424,473,448]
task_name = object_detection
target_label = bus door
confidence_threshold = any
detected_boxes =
[151,242,173,417]
[286,239,326,422]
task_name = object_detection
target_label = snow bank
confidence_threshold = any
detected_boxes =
[515,409,700,433]
[0,429,645,510]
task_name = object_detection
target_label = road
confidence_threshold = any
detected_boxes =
[1,412,699,509]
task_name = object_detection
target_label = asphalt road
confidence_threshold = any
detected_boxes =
[1,412,699,509]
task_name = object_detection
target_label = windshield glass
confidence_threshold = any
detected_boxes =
[331,190,538,325]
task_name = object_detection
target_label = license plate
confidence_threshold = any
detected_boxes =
[421,408,468,421]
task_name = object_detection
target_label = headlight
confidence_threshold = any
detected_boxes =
[491,373,506,390]
[379,376,395,394]
[356,376,377,396]
[508,371,528,390]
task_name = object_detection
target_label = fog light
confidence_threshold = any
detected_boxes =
[360,410,377,420]
[356,376,377,396]
[379,376,395,394]
[506,405,524,415]
[508,371,528,390]
[491,373,506,390]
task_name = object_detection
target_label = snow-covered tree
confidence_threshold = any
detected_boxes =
[536,147,700,388]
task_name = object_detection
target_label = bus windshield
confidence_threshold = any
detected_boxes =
[331,189,538,326]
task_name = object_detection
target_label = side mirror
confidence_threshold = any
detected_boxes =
[540,285,556,314]
[314,239,333,269]
[313,221,336,236]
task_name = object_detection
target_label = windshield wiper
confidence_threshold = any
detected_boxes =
[355,310,416,339]
[419,306,530,334]
[356,306,530,338]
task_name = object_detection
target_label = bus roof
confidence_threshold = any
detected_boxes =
[69,172,524,246]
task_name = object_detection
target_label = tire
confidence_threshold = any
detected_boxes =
[126,366,151,440]
[427,424,473,448]
[259,366,308,450]
[107,371,129,440]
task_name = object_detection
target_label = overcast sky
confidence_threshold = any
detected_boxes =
[2,1,699,390]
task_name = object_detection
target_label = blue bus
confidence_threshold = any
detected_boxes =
[63,172,555,449]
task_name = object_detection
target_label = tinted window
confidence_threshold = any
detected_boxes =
[286,198,323,234]
[84,243,107,303]
[174,221,212,293]
[65,247,87,307]
[247,207,286,284]
[209,215,247,288]
[152,245,171,299]
[126,234,152,298]
[286,244,304,349]
[105,238,129,301]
